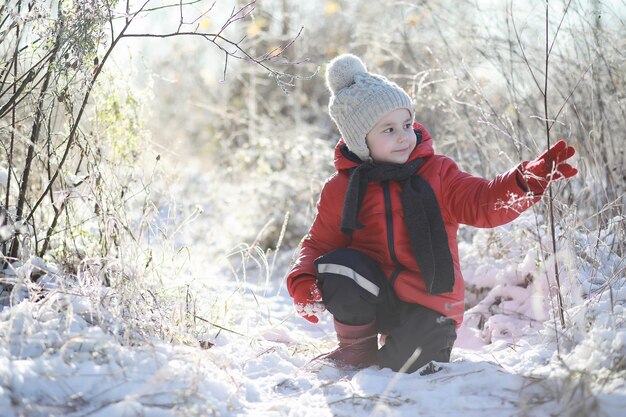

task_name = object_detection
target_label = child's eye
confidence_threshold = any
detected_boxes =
[404,123,412,129]
[384,128,393,133]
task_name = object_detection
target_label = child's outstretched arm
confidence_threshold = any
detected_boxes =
[441,140,578,228]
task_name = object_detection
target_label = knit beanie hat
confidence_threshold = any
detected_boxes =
[326,54,415,161]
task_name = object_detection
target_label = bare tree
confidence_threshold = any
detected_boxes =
[0,0,304,275]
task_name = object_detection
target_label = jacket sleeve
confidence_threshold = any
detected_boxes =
[286,176,351,297]
[440,157,541,228]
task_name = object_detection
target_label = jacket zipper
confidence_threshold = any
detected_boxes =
[382,181,404,288]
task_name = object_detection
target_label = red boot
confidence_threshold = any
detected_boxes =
[327,319,378,368]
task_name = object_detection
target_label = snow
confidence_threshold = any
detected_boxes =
[1,213,625,416]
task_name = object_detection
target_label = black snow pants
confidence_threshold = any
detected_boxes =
[314,248,457,374]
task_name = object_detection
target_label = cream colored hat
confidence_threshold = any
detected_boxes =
[326,54,415,161]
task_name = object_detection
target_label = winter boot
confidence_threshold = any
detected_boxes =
[327,318,378,367]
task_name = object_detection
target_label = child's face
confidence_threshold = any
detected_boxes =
[365,109,416,164]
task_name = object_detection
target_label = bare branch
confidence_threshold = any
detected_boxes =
[188,1,216,25]
[136,0,204,16]
[548,0,573,58]
[120,29,303,82]
[178,0,184,32]
[11,33,62,259]
[25,4,144,223]
[510,2,544,96]
[0,53,54,118]
[222,49,229,82]
[255,26,304,63]
[2,0,21,260]
[543,0,566,329]
[549,63,592,131]
[213,0,256,42]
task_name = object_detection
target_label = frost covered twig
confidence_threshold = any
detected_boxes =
[542,0,573,329]
[119,0,307,89]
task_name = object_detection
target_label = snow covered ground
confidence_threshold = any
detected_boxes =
[1,208,624,417]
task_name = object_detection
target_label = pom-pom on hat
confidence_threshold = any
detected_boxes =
[326,54,415,161]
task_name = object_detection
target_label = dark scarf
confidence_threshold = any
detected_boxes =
[340,136,455,294]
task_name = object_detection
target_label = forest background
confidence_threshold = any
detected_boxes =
[0,1,625,416]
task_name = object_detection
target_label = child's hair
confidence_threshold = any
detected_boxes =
[326,54,415,161]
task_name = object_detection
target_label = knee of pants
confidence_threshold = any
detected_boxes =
[318,274,377,325]
[314,248,385,325]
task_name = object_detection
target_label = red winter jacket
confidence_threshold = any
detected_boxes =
[287,123,539,326]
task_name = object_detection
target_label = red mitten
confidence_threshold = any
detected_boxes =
[519,140,578,194]
[292,276,325,323]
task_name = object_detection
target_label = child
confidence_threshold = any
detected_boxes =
[286,54,577,373]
